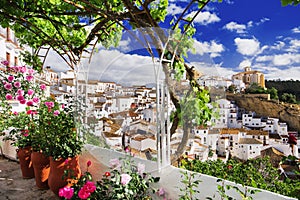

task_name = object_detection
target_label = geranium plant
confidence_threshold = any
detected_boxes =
[0,60,46,148]
[35,96,84,160]
[59,148,161,200]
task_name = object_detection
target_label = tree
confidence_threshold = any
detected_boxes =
[267,87,278,100]
[0,0,217,162]
[281,93,297,104]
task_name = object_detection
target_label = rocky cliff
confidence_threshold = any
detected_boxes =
[226,93,300,133]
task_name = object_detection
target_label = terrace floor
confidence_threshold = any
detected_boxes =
[0,156,59,200]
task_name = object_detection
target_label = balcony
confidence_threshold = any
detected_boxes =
[0,143,297,200]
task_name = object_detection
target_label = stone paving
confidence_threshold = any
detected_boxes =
[0,156,59,200]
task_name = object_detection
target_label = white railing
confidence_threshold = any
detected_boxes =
[83,144,297,200]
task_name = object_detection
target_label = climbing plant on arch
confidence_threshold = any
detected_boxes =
[1,0,219,163]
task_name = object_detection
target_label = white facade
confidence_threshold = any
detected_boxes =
[235,138,263,160]
[130,136,156,151]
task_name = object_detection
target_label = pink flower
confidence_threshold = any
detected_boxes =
[27,68,35,75]
[26,75,34,82]
[137,163,145,175]
[120,174,132,185]
[19,66,27,73]
[32,97,39,103]
[4,83,12,90]
[78,188,91,199]
[16,95,24,101]
[45,101,54,108]
[26,101,34,106]
[109,158,121,169]
[40,84,46,90]
[1,60,9,66]
[124,146,131,153]
[64,159,69,165]
[87,160,91,167]
[59,186,74,199]
[157,187,166,196]
[19,100,26,104]
[27,89,34,96]
[13,81,21,88]
[5,94,13,100]
[22,130,29,137]
[17,89,24,96]
[61,104,65,109]
[53,110,60,116]
[16,95,25,101]
[7,75,14,82]
[13,111,18,115]
[83,181,96,193]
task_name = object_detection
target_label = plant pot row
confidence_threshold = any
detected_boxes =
[17,146,81,196]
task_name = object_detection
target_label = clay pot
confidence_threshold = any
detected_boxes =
[16,146,34,179]
[48,156,81,195]
[31,151,50,189]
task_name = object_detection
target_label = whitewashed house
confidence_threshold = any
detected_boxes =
[129,134,156,151]
[235,138,263,160]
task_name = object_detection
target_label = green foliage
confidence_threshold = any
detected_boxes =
[36,97,84,160]
[281,0,300,6]
[181,157,300,199]
[179,170,201,200]
[266,79,300,101]
[59,151,160,199]
[281,93,297,104]
[245,83,279,100]
[150,0,168,22]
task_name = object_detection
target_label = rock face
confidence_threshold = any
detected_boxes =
[226,93,300,133]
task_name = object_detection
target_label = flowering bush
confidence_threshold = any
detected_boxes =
[59,149,161,200]
[34,96,84,159]
[0,60,46,147]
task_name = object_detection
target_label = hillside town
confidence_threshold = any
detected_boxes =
[1,26,299,165]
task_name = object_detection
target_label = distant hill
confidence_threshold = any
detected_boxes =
[265,80,300,101]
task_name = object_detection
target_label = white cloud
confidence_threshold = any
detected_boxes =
[193,40,224,58]
[272,53,300,66]
[270,41,285,50]
[234,37,261,56]
[86,50,161,86]
[255,17,270,26]
[187,11,220,25]
[190,62,235,79]
[167,3,185,15]
[256,55,273,62]
[238,60,252,69]
[264,66,300,80]
[292,26,300,33]
[287,39,300,52]
[223,22,246,34]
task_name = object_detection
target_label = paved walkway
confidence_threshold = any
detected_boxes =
[0,156,59,200]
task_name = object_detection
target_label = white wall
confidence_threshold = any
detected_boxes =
[83,145,297,200]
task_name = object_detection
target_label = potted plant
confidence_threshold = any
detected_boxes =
[59,148,161,200]
[0,60,46,178]
[37,96,84,195]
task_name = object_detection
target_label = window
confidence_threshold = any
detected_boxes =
[249,146,252,150]
[14,56,18,66]
[6,52,10,66]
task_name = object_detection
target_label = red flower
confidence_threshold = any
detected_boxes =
[227,165,233,170]
[104,172,111,177]
[87,160,91,167]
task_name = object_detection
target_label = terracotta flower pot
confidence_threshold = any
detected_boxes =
[48,156,81,195]
[31,151,50,189]
[16,146,35,179]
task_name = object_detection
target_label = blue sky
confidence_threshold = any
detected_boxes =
[47,0,300,85]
